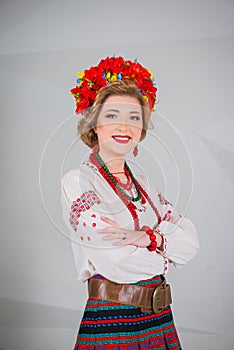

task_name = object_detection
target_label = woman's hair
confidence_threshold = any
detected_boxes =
[77,80,151,148]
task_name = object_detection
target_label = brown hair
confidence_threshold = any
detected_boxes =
[77,80,151,148]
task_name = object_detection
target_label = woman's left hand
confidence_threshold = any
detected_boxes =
[98,216,150,248]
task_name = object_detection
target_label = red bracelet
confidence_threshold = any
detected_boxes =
[141,225,157,251]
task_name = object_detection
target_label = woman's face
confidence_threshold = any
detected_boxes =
[94,95,143,159]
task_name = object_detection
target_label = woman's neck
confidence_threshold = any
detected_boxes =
[98,150,125,173]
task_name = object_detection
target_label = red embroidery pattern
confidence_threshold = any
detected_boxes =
[158,193,172,206]
[163,209,175,222]
[69,190,101,232]
[159,231,168,274]
[158,193,179,222]
[164,257,169,274]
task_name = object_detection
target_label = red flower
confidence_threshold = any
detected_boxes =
[84,66,102,82]
[70,86,80,97]
[75,97,89,114]
[99,56,124,73]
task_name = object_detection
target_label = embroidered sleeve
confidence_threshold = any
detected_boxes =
[69,190,101,232]
[157,192,183,225]
[61,170,117,248]
[155,191,199,267]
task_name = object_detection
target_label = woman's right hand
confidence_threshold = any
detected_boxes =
[98,216,163,249]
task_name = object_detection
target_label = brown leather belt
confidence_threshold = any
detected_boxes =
[88,276,172,313]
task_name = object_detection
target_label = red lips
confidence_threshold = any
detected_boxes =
[112,135,131,144]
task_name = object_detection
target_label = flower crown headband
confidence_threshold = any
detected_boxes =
[70,56,157,114]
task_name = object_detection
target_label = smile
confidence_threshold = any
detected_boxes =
[112,135,131,144]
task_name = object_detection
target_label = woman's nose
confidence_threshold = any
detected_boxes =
[116,121,129,131]
[117,124,128,131]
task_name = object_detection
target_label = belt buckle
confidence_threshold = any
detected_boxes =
[152,284,163,314]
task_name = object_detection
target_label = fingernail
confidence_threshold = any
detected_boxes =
[100,216,106,220]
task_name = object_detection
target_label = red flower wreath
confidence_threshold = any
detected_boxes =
[70,56,157,114]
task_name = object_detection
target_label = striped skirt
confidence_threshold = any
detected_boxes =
[74,275,182,349]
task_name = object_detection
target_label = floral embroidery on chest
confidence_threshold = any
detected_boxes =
[69,190,100,231]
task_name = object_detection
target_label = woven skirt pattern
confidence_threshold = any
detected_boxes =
[74,275,182,349]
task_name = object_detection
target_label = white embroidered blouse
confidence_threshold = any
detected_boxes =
[61,160,199,284]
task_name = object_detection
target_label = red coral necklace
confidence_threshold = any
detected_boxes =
[111,170,133,191]
[89,152,162,230]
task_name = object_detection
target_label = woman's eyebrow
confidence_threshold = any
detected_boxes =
[129,111,141,114]
[103,109,141,114]
[104,109,120,113]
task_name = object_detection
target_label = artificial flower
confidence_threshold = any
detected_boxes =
[70,56,157,114]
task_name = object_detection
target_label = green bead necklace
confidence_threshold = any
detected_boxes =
[94,152,142,202]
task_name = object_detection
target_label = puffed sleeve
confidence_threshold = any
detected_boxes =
[61,168,115,247]
[155,192,199,268]
[61,169,100,242]
[60,168,137,281]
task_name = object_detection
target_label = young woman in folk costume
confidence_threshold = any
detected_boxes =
[61,56,199,349]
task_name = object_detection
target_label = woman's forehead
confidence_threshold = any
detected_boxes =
[101,95,141,113]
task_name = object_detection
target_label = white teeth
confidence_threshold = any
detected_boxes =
[113,136,130,140]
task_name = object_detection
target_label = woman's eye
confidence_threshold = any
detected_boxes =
[105,114,117,119]
[130,115,141,121]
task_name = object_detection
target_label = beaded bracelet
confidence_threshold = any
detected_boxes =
[141,225,157,252]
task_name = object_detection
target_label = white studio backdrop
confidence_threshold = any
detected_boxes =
[0,1,234,349]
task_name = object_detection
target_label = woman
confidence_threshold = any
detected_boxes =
[61,56,199,349]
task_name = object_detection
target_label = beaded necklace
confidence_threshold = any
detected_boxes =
[89,152,162,230]
[94,152,141,202]
[111,171,133,191]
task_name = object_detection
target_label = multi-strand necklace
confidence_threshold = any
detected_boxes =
[89,152,162,230]
[111,171,133,191]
